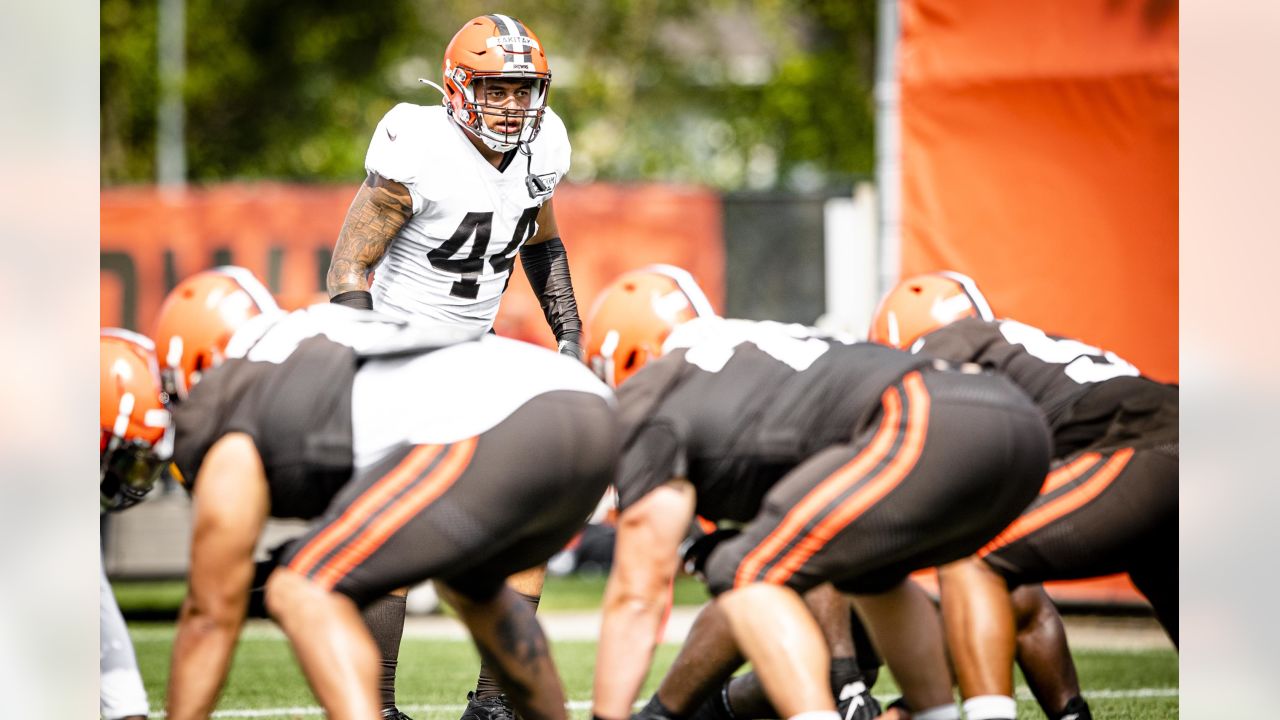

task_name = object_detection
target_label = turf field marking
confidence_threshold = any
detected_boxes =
[146,689,1179,717]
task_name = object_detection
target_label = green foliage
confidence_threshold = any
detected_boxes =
[101,0,877,189]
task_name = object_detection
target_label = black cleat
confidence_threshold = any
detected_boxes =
[1053,695,1093,720]
[459,691,516,720]
[836,679,882,720]
[382,708,416,720]
[687,684,735,720]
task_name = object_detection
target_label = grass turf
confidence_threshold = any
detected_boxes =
[128,621,1176,719]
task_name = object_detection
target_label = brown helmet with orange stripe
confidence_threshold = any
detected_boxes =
[584,265,717,388]
[438,14,552,152]
[868,271,995,350]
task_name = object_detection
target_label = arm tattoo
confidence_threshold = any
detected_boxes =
[326,174,413,296]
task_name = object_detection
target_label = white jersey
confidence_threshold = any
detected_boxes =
[351,334,612,469]
[364,102,572,331]
[222,304,613,471]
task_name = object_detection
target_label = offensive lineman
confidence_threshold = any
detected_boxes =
[100,329,173,720]
[326,15,581,720]
[869,271,1178,720]
[151,268,617,720]
[585,267,1051,720]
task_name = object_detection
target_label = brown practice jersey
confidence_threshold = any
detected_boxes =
[170,333,357,519]
[615,318,931,522]
[912,317,1172,457]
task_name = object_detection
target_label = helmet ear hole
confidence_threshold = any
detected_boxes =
[623,349,639,370]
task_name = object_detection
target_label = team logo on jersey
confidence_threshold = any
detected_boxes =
[526,171,558,199]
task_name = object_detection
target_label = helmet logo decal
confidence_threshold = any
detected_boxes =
[487,35,540,52]
[653,290,692,322]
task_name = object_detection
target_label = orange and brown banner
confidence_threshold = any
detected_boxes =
[101,181,725,348]
[899,0,1178,382]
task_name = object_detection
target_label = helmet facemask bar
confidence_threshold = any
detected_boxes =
[100,433,168,512]
[449,71,550,151]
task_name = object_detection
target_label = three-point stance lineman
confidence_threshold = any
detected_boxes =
[326,15,584,719]
[870,272,1178,720]
[152,268,617,720]
[586,267,1051,720]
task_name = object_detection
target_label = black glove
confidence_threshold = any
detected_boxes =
[558,335,585,361]
[681,528,741,580]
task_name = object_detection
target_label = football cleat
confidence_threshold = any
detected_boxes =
[836,679,882,720]
[459,692,516,720]
[686,684,735,720]
[1053,695,1092,720]
[382,709,416,720]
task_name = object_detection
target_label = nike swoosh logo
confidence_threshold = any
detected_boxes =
[386,128,397,141]
[839,681,868,720]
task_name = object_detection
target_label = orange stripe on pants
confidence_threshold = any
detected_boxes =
[288,444,444,578]
[762,371,931,585]
[980,447,1135,556]
[734,372,926,588]
[313,437,479,590]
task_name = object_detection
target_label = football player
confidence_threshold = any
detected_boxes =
[152,268,617,720]
[586,267,1052,720]
[869,271,1179,720]
[325,15,581,719]
[100,329,173,720]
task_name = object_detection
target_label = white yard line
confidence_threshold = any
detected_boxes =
[143,689,1179,718]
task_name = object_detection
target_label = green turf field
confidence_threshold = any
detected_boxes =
[127,619,1176,719]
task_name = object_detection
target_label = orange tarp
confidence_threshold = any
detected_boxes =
[899,0,1178,381]
[100,182,724,346]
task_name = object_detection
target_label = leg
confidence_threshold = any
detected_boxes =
[703,584,876,720]
[266,567,381,720]
[441,582,567,720]
[362,588,409,718]
[649,600,744,716]
[101,557,150,720]
[470,566,547,702]
[852,579,955,713]
[719,584,836,718]
[937,556,1018,720]
[1011,585,1090,720]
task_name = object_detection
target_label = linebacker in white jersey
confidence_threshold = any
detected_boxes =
[325,17,582,719]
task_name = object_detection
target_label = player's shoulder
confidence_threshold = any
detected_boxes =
[375,103,455,146]
[531,106,571,172]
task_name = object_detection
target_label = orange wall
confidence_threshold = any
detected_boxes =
[900,0,1178,381]
[100,182,724,348]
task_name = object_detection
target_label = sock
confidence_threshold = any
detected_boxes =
[1054,695,1092,720]
[914,704,961,720]
[962,695,1017,720]
[638,695,682,720]
[361,593,407,712]
[827,656,864,695]
[474,591,541,700]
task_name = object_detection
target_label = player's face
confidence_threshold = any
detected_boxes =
[477,78,536,134]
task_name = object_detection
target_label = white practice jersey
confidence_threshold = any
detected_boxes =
[222,304,613,471]
[364,102,572,331]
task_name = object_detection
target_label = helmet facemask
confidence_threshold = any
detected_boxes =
[446,70,549,152]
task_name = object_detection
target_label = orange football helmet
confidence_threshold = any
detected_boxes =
[100,328,171,511]
[153,266,279,400]
[584,265,717,387]
[868,271,995,350]
[440,14,551,151]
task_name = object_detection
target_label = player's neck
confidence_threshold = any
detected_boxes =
[463,130,508,168]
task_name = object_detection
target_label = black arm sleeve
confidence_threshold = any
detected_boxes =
[519,237,583,355]
[330,290,374,310]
